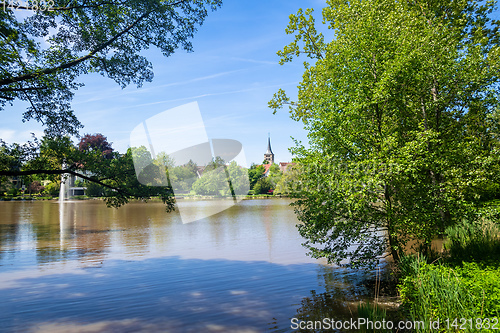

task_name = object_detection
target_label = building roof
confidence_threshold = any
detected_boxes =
[263,163,272,175]
[279,162,296,173]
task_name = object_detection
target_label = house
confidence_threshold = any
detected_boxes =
[279,162,295,173]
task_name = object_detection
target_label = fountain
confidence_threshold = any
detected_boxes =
[59,165,68,202]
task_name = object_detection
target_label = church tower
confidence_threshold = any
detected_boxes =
[264,134,274,164]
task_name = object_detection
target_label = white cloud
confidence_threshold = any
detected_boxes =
[0,129,44,144]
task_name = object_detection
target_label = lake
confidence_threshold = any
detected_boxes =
[0,199,379,332]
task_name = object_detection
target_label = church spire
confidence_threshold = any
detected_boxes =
[266,133,273,154]
[264,133,274,164]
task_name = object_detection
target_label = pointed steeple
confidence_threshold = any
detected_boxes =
[264,133,275,165]
[266,133,273,154]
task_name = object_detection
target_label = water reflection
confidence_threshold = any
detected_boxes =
[0,200,385,332]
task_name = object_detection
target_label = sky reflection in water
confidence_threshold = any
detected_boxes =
[0,199,375,332]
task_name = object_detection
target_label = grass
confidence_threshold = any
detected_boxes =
[444,219,500,262]
[397,218,500,332]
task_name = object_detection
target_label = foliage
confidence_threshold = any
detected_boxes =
[399,259,500,331]
[248,164,265,189]
[78,133,114,158]
[7,187,19,196]
[226,161,250,196]
[270,0,500,267]
[168,164,198,193]
[253,177,272,195]
[0,0,223,136]
[357,302,389,333]
[192,160,249,196]
[27,181,44,194]
[192,167,226,196]
[85,181,105,197]
[44,181,60,196]
[444,219,500,262]
[0,137,175,208]
[267,163,282,188]
[274,163,302,196]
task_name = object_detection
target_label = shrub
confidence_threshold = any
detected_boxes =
[7,188,19,196]
[44,181,60,196]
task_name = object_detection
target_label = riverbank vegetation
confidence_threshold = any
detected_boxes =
[271,0,500,329]
[270,0,500,268]
[397,217,500,331]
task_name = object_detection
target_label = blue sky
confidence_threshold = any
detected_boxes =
[2,0,328,165]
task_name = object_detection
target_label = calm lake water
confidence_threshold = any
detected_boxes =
[0,199,379,333]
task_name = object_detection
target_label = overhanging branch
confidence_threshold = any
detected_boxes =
[0,169,127,196]
[0,5,156,86]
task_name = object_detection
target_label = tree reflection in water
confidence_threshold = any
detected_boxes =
[289,264,399,333]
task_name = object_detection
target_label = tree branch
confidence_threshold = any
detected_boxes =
[0,0,198,87]
[0,168,128,196]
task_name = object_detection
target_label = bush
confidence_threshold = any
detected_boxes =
[7,188,18,196]
[44,181,60,196]
[253,178,272,194]
[28,181,44,194]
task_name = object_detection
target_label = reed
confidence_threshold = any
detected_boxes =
[444,219,500,262]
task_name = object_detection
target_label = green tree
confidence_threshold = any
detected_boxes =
[169,165,198,192]
[43,180,61,196]
[270,0,500,267]
[0,138,175,208]
[274,163,302,196]
[85,181,105,197]
[191,159,248,196]
[0,0,222,136]
[192,166,226,196]
[253,177,272,195]
[226,161,250,196]
[248,163,265,189]
[267,163,282,189]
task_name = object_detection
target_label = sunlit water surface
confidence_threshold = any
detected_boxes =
[0,199,378,332]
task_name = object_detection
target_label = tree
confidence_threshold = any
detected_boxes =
[248,164,265,189]
[27,181,44,194]
[169,165,198,192]
[79,133,114,158]
[226,161,250,196]
[270,0,500,267]
[191,159,248,196]
[274,163,302,196]
[0,0,223,136]
[192,166,226,196]
[267,163,283,189]
[0,137,175,208]
[253,177,272,195]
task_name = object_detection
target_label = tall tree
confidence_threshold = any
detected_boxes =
[79,133,113,158]
[0,0,222,136]
[270,0,500,267]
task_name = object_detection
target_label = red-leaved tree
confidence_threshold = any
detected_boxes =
[78,134,114,159]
